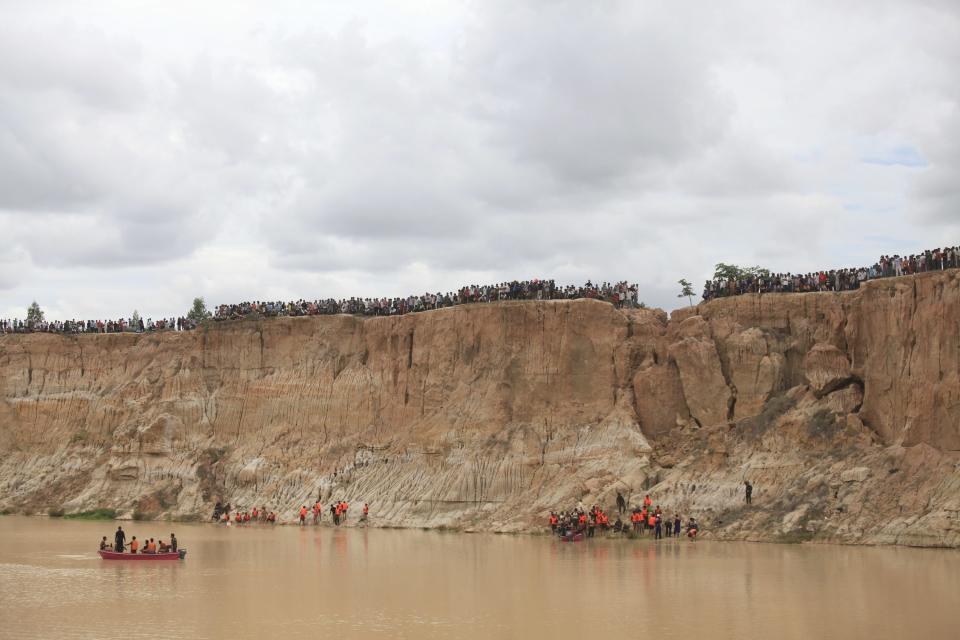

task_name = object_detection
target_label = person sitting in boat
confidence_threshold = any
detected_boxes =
[128,536,139,554]
[140,538,155,554]
[100,536,110,551]
[158,539,170,553]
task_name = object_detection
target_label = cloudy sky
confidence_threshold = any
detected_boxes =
[1,0,958,319]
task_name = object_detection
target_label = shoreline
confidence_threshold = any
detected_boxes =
[9,513,959,551]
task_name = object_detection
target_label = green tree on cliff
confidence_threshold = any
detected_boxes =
[677,279,695,307]
[713,263,770,281]
[26,301,44,326]
[187,297,212,322]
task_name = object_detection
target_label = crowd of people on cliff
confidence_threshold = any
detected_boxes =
[212,279,639,321]
[102,526,178,554]
[549,492,700,541]
[703,244,960,300]
[6,241,954,336]
[0,280,638,336]
[0,316,199,335]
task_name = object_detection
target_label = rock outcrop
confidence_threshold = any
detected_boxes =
[1,269,959,547]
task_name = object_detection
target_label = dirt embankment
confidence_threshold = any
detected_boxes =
[1,270,958,546]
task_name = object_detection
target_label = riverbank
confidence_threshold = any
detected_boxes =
[1,270,958,547]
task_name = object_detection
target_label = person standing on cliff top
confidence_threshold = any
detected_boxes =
[745,481,753,505]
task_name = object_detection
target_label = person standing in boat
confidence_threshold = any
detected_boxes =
[114,526,125,552]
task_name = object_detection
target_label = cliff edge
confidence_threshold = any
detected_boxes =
[1,270,958,546]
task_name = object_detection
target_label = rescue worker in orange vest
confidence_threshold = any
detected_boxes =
[235,512,242,524]
[312,502,321,525]
[128,536,139,554]
[549,513,559,532]
[243,512,250,523]
[644,494,652,508]
[299,505,308,525]
[362,503,369,521]
[252,507,259,520]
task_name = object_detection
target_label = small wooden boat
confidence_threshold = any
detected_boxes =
[560,532,584,542]
[98,549,186,560]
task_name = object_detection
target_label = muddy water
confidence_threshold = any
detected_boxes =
[0,516,957,639]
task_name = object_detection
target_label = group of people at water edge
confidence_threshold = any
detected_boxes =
[549,493,700,542]
[211,501,369,526]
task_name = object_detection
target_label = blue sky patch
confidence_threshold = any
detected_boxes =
[861,145,928,167]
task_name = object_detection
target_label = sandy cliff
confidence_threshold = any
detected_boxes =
[1,270,958,546]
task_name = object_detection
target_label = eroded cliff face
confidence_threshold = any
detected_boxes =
[1,270,958,546]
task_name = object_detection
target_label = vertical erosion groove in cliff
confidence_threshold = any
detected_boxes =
[0,270,958,547]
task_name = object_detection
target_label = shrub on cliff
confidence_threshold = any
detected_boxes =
[26,301,44,327]
[187,297,212,322]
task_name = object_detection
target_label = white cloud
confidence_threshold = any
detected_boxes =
[0,0,958,320]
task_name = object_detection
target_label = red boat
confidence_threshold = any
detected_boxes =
[98,549,186,560]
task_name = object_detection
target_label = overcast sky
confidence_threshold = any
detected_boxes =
[1,0,958,319]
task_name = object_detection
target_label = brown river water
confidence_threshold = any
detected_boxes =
[0,516,957,640]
